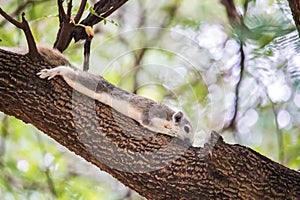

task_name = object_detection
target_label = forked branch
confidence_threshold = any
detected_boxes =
[0,8,40,59]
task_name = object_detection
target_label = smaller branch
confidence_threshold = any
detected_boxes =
[99,0,128,22]
[228,44,245,129]
[131,2,147,94]
[0,8,40,59]
[133,48,147,94]
[220,0,250,42]
[57,0,67,23]
[67,0,73,18]
[53,0,75,52]
[55,0,127,53]
[20,13,41,59]
[45,168,57,197]
[53,23,74,52]
[131,1,179,94]
[54,0,68,49]
[74,0,87,23]
[0,7,23,28]
[220,0,242,27]
[74,0,128,42]
[220,0,248,131]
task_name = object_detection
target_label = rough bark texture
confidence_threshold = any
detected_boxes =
[0,48,300,199]
[288,0,300,35]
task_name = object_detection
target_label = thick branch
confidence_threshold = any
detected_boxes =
[0,48,299,199]
[287,0,300,35]
[53,0,73,52]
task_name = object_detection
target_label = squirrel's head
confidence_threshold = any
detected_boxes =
[172,111,194,145]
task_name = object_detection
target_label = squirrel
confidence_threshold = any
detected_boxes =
[36,55,194,145]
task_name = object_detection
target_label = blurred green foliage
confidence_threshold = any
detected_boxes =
[0,0,300,199]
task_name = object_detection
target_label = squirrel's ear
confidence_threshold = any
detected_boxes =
[173,111,183,124]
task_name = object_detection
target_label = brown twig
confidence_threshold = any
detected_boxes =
[0,8,40,59]
[131,1,180,94]
[57,0,67,23]
[53,0,74,51]
[67,0,73,18]
[228,44,245,129]
[220,0,242,27]
[74,0,87,23]
[73,0,128,42]
[220,0,248,131]
[54,0,128,55]
[132,48,147,94]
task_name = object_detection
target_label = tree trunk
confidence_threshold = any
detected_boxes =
[0,48,299,199]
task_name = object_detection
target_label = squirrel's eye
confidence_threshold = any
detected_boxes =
[184,125,190,133]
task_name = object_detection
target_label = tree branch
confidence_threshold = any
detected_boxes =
[0,8,40,60]
[0,48,299,199]
[227,44,245,130]
[220,0,242,27]
[57,0,68,23]
[53,0,73,52]
[0,7,23,27]
[73,0,128,42]
[66,0,73,18]
[220,0,247,130]
[74,0,87,24]
[54,0,128,53]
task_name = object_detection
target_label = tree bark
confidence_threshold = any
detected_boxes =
[0,48,299,199]
[288,0,300,35]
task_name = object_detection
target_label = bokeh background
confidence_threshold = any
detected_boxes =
[0,0,300,199]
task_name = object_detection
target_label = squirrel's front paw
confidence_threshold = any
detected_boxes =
[37,69,60,80]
